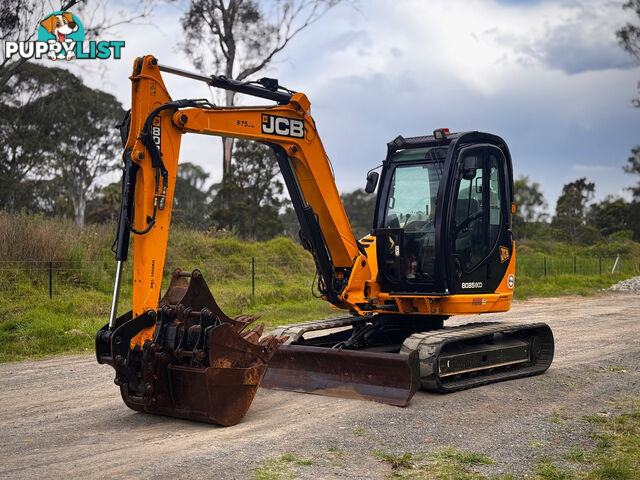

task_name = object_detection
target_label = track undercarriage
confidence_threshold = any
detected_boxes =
[261,315,554,403]
[96,268,554,423]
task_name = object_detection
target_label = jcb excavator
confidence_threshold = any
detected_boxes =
[96,55,554,426]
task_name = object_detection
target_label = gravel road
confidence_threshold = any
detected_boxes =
[1,292,639,479]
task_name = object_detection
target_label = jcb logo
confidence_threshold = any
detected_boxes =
[499,246,510,263]
[261,114,304,138]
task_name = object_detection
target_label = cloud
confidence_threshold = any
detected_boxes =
[42,0,639,209]
[571,164,620,174]
[529,3,636,74]
[278,1,640,206]
[467,1,637,80]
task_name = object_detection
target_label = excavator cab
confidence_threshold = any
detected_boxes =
[265,130,551,401]
[374,132,514,297]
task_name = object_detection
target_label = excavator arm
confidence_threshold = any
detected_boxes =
[114,56,365,338]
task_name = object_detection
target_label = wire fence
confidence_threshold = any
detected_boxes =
[0,257,318,301]
[0,254,638,302]
[516,254,640,277]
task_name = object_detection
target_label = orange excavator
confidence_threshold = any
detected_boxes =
[96,55,554,425]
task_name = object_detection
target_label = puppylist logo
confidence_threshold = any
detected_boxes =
[4,11,125,61]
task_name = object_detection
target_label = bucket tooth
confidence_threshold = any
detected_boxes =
[208,323,286,368]
[242,323,265,343]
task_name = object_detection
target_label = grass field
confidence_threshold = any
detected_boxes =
[0,212,637,362]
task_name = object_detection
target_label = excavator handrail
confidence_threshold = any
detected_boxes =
[156,61,294,104]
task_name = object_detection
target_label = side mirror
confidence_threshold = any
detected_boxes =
[365,171,379,193]
[462,156,477,180]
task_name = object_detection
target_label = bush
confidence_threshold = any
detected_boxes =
[0,211,113,265]
[609,230,634,241]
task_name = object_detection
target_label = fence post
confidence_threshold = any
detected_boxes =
[611,254,621,274]
[599,257,602,275]
[251,257,255,299]
[543,256,547,276]
[49,261,52,299]
[573,255,577,274]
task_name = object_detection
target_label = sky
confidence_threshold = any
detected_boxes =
[57,0,640,214]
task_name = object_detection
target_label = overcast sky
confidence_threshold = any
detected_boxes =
[64,0,640,213]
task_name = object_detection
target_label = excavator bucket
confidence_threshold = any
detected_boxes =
[96,269,286,426]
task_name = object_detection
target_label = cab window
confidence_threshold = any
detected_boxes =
[452,152,503,271]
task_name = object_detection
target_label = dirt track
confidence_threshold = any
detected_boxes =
[1,293,639,479]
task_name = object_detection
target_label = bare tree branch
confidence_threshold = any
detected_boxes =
[179,0,343,185]
[617,0,640,107]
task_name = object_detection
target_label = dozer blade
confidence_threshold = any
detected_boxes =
[96,268,286,426]
[261,345,420,407]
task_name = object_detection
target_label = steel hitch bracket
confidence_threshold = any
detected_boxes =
[96,268,286,426]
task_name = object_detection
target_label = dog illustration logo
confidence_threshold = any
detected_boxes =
[37,11,85,60]
[4,11,123,61]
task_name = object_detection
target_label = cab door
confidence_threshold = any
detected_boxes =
[447,144,511,294]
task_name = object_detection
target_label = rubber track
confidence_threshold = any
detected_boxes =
[270,318,554,394]
[401,321,554,393]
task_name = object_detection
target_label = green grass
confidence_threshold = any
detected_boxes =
[535,400,640,480]
[0,221,338,362]
[602,365,627,373]
[0,270,338,363]
[431,447,494,467]
[0,285,113,362]
[372,447,494,479]
[513,273,633,300]
[551,407,569,424]
[0,212,637,362]
[373,451,423,470]
[251,453,315,480]
[534,458,573,480]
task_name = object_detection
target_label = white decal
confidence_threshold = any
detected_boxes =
[261,114,304,138]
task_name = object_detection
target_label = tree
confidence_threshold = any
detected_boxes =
[617,0,640,107]
[86,182,121,224]
[172,162,213,230]
[552,178,600,242]
[279,204,300,241]
[617,1,640,198]
[180,0,340,192]
[43,77,123,227]
[341,188,375,239]
[211,140,285,240]
[511,175,549,239]
[513,175,548,223]
[0,63,124,225]
[555,178,595,220]
[0,63,77,212]
[623,145,640,199]
[588,196,639,239]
